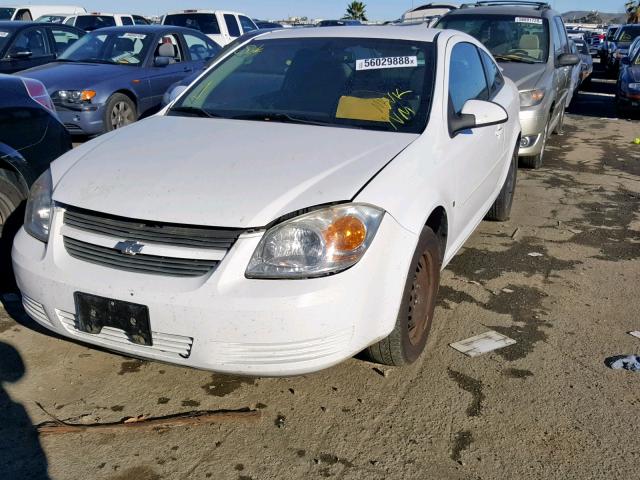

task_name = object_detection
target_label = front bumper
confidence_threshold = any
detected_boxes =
[55,104,106,136]
[12,208,417,376]
[517,108,549,157]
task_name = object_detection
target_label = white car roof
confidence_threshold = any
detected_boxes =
[164,10,244,16]
[263,25,443,43]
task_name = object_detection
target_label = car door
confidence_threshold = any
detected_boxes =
[552,17,571,116]
[446,41,501,236]
[144,34,192,109]
[479,49,507,158]
[2,27,55,74]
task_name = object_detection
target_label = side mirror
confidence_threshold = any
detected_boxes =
[450,99,508,135]
[557,53,580,67]
[168,84,188,103]
[10,50,33,59]
[154,56,171,67]
[621,56,631,66]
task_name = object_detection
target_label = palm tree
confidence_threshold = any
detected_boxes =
[345,1,368,22]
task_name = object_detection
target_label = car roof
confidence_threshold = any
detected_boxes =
[444,5,557,18]
[0,20,73,29]
[257,25,441,42]
[90,25,197,34]
[165,10,243,15]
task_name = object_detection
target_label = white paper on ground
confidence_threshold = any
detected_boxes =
[629,331,640,340]
[450,331,516,357]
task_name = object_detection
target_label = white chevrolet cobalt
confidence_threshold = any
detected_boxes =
[13,26,521,376]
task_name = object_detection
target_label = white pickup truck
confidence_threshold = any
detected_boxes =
[162,9,257,46]
[0,4,84,21]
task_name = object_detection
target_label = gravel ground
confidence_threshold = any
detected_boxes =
[1,66,639,480]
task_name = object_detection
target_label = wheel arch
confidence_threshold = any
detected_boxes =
[0,143,33,197]
[111,89,139,111]
[424,206,448,264]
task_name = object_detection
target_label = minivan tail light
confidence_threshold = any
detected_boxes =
[21,78,56,114]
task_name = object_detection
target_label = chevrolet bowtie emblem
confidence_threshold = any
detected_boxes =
[115,240,144,256]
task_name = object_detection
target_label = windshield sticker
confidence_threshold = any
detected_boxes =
[0,32,9,38]
[356,56,418,71]
[121,33,146,40]
[235,44,264,58]
[336,96,391,122]
[515,17,543,25]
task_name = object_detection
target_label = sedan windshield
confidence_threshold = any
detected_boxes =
[437,14,549,63]
[0,7,15,20]
[171,37,435,133]
[164,14,221,35]
[58,31,154,65]
[75,15,117,31]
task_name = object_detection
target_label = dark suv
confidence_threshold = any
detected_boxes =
[437,1,579,168]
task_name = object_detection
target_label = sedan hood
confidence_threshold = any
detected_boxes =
[498,62,546,91]
[19,62,134,93]
[52,116,417,228]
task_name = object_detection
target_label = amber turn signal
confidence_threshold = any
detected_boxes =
[324,215,367,252]
[81,90,97,101]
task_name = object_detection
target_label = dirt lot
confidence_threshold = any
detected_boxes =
[1,68,639,480]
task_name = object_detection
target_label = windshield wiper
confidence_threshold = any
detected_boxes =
[55,58,76,62]
[493,54,538,64]
[168,106,223,119]
[74,58,118,65]
[231,112,336,127]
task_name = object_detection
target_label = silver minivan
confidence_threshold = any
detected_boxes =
[437,1,579,168]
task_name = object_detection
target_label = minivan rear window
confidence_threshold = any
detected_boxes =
[437,14,550,64]
[164,14,221,35]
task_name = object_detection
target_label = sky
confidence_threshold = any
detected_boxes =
[12,0,627,20]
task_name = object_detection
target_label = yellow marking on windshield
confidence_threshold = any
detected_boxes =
[336,96,391,122]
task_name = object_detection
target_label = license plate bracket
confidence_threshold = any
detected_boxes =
[74,292,152,346]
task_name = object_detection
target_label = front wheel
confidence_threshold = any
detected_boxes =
[104,93,137,133]
[367,226,441,366]
[486,145,518,222]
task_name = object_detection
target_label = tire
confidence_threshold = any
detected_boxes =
[486,145,518,222]
[519,118,549,169]
[0,176,25,235]
[104,93,137,132]
[367,226,441,366]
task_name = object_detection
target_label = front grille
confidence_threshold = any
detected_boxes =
[64,236,219,277]
[64,206,243,249]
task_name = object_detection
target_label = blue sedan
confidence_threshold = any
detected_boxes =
[17,25,221,135]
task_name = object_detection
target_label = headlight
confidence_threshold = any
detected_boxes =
[246,204,384,279]
[56,89,96,104]
[628,83,640,90]
[519,89,546,107]
[24,170,53,243]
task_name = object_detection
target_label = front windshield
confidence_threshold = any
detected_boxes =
[616,27,640,43]
[171,37,435,133]
[437,14,549,63]
[59,31,154,65]
[0,7,15,20]
[607,28,619,41]
[164,14,221,35]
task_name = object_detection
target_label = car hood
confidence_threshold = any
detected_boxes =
[18,62,135,92]
[498,62,546,91]
[52,116,417,228]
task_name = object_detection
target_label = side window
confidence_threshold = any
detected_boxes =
[479,50,504,98]
[8,28,51,58]
[223,14,241,37]
[449,42,489,115]
[183,33,220,61]
[64,16,75,25]
[51,28,82,55]
[133,15,148,25]
[121,16,133,26]
[238,15,257,33]
[16,9,32,21]
[553,17,569,54]
[156,35,184,63]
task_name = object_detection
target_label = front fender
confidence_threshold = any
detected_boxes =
[0,143,34,192]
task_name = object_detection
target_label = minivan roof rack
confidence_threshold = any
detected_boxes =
[460,1,551,10]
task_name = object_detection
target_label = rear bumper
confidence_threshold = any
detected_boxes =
[12,209,417,376]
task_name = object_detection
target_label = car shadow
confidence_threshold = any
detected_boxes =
[0,341,50,480]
